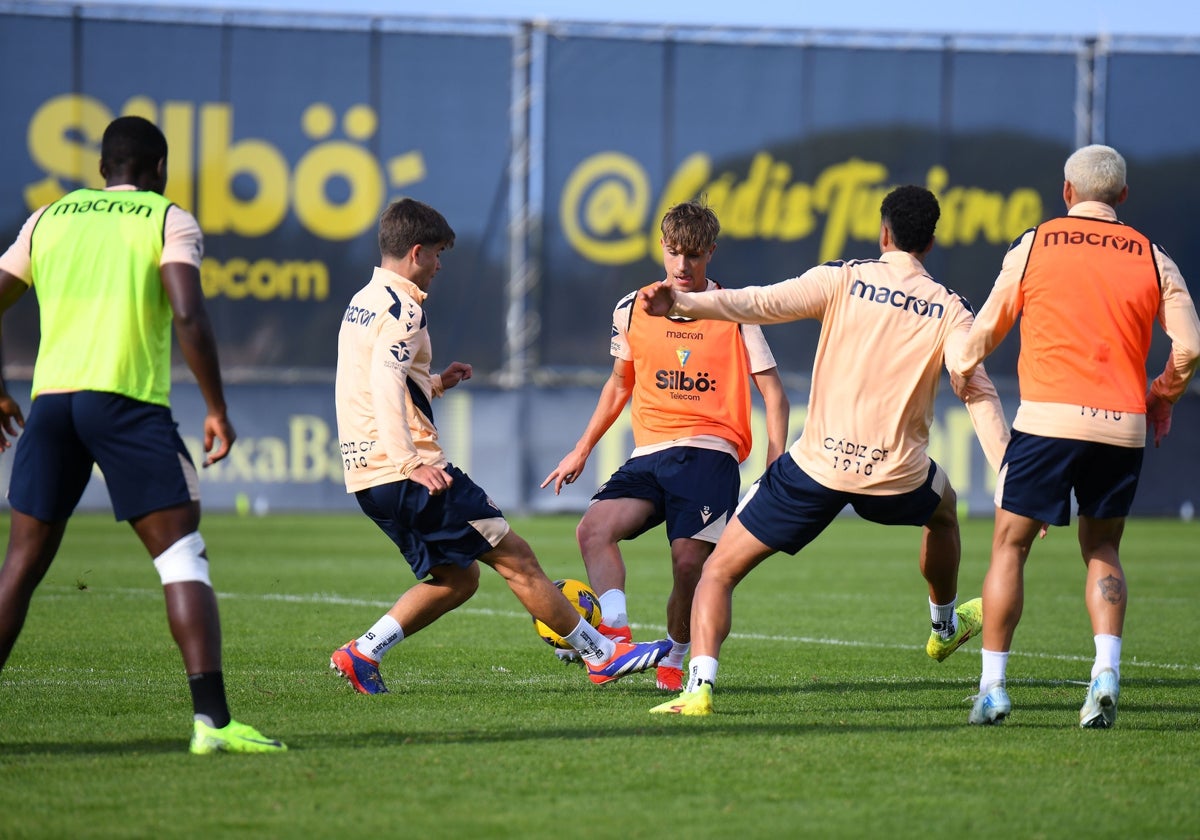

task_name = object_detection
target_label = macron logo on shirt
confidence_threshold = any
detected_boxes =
[848,278,945,320]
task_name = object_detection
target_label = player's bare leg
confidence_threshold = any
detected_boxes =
[651,516,772,714]
[689,515,773,664]
[0,511,66,671]
[576,497,655,631]
[384,562,480,636]
[922,484,986,661]
[132,503,222,674]
[1078,516,1127,637]
[919,486,960,606]
[483,530,581,636]
[1077,515,1126,728]
[665,537,711,645]
[982,508,1042,653]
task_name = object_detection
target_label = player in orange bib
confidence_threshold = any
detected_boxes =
[954,145,1200,728]
[542,201,790,691]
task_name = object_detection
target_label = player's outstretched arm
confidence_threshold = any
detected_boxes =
[541,359,634,494]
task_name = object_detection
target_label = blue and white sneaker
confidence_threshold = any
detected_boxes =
[968,682,1012,725]
[587,639,671,685]
[330,640,389,694]
[1080,668,1119,729]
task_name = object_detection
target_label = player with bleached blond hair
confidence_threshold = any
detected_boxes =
[954,144,1200,728]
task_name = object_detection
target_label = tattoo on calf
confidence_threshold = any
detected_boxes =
[1097,574,1124,605]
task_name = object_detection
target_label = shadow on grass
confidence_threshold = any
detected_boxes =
[3,678,1195,755]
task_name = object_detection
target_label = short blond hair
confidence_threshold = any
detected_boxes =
[1064,144,1127,204]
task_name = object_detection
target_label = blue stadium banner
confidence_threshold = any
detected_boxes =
[538,34,1080,375]
[2,7,1198,517]
[0,9,514,374]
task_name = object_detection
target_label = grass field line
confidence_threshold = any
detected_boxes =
[39,584,1200,673]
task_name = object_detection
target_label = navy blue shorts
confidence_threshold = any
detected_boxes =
[355,464,509,580]
[591,446,740,543]
[7,391,199,523]
[737,453,947,554]
[995,429,1143,526]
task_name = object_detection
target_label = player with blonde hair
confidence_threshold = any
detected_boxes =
[543,200,789,691]
[955,145,1200,728]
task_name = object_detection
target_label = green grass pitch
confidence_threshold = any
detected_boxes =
[1,512,1197,838]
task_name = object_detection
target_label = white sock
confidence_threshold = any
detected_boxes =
[979,648,1009,692]
[686,655,718,692]
[565,618,615,664]
[930,597,957,639]
[662,636,689,670]
[1093,634,1121,680]
[356,615,403,661]
[598,589,628,628]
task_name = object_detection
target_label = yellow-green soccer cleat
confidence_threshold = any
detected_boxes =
[649,683,713,716]
[189,719,288,755]
[927,597,983,662]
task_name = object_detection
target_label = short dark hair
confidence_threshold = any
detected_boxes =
[661,200,720,253]
[100,116,168,175]
[378,198,456,259]
[880,185,940,253]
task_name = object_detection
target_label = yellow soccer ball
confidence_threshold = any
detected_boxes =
[533,578,602,649]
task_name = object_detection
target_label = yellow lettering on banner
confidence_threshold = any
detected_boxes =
[293,103,391,241]
[926,166,1042,248]
[561,151,1044,266]
[201,257,329,301]
[199,103,289,236]
[649,152,712,256]
[560,152,652,264]
[23,94,427,245]
[256,437,289,481]
[289,415,332,483]
[24,94,108,209]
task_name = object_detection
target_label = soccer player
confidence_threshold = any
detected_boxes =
[0,116,284,754]
[953,145,1200,728]
[541,201,789,691]
[329,198,670,694]
[642,185,1010,716]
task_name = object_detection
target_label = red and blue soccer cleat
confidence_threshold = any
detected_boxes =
[587,639,672,685]
[330,640,389,694]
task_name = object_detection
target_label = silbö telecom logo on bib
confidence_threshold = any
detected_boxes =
[657,348,714,401]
